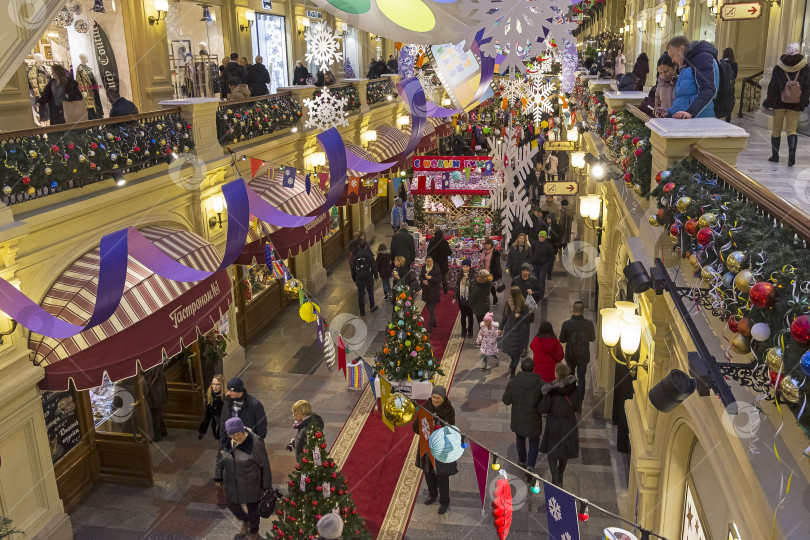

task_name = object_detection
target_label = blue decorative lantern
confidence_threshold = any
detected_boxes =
[429,426,465,463]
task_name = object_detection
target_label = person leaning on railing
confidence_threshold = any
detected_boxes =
[762,43,810,166]
[653,36,719,120]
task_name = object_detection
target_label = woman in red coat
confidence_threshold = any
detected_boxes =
[530,321,564,383]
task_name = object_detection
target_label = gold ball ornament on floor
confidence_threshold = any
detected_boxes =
[780,377,801,403]
[730,334,752,354]
[765,347,783,372]
[676,196,692,214]
[734,269,756,293]
[726,251,749,273]
[283,278,303,299]
[383,393,416,426]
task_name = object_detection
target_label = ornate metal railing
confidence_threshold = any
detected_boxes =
[0,108,190,205]
[216,92,302,145]
[367,78,396,105]
[312,83,362,111]
[737,71,763,118]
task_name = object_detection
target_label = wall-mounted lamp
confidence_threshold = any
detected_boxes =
[579,194,603,231]
[571,151,586,169]
[149,0,168,25]
[676,6,684,19]
[361,130,377,148]
[397,115,410,128]
[200,4,213,22]
[209,194,226,228]
[566,127,579,143]
[309,151,326,170]
[707,0,718,16]
[298,17,310,35]
[442,97,452,107]
[656,13,666,28]
[0,279,20,345]
[600,304,648,374]
[240,9,255,31]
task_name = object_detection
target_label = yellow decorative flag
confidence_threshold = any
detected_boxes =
[378,179,388,197]
[380,377,395,432]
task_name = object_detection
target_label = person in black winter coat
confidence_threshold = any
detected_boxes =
[144,362,169,441]
[387,55,398,74]
[214,417,272,540]
[502,357,544,472]
[223,53,248,97]
[762,42,810,166]
[531,232,555,297]
[618,72,638,92]
[350,240,379,316]
[390,224,416,266]
[468,269,493,326]
[412,385,457,514]
[559,301,596,408]
[512,263,541,305]
[499,287,533,378]
[199,374,226,440]
[420,255,443,329]
[392,256,418,297]
[38,65,83,125]
[376,243,393,300]
[293,60,310,85]
[286,400,324,457]
[219,378,268,440]
[426,229,453,293]
[247,56,271,96]
[631,52,649,91]
[539,363,579,487]
[506,233,533,281]
[480,238,502,305]
[452,259,474,337]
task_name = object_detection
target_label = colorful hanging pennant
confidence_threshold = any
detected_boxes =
[441,171,450,189]
[282,166,296,188]
[392,177,401,195]
[416,406,436,468]
[361,359,376,397]
[348,177,360,195]
[544,482,580,540]
[250,157,264,178]
[337,334,347,374]
[378,179,388,197]
[305,173,312,195]
[470,440,490,507]
[316,315,325,349]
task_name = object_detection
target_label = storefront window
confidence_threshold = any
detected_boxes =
[326,206,341,238]
[239,261,285,304]
[27,2,134,125]
[343,26,360,78]
[252,13,289,93]
[166,2,224,98]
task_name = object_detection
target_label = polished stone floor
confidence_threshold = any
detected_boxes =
[69,219,629,539]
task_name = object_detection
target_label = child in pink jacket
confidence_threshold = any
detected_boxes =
[476,312,500,370]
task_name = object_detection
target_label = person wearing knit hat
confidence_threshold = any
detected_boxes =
[316,513,344,539]
[219,377,268,440]
[506,232,532,281]
[214,412,272,540]
[452,258,475,338]
[532,229,555,298]
[762,41,810,166]
[412,383,457,514]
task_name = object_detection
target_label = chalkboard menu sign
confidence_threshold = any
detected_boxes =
[41,390,82,463]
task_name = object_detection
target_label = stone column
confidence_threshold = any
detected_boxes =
[0,209,72,540]
[295,243,328,295]
[0,65,37,131]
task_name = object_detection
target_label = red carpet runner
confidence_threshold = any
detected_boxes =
[338,292,459,537]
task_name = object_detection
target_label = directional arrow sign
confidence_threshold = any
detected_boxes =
[720,2,762,21]
[543,181,579,195]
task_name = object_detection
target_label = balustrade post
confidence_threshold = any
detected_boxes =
[604,91,647,111]
[278,86,316,132]
[159,98,223,163]
[346,78,370,113]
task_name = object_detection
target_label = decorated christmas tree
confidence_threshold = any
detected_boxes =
[374,282,445,382]
[272,425,371,539]
[344,57,356,79]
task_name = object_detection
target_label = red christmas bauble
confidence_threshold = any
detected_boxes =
[305,477,311,483]
[315,431,323,438]
[288,480,294,486]
[624,172,632,181]
[22,176,30,185]
[302,458,308,464]
[316,486,322,491]
[749,282,776,309]
[663,182,676,193]
[669,223,680,236]
[769,369,783,388]
[791,315,810,345]
[696,227,713,246]
[727,315,739,333]
[684,218,699,237]
[320,443,326,448]
[737,317,753,337]
[655,171,663,183]
[331,473,337,478]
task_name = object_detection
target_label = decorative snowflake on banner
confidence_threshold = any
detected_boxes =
[305,22,343,73]
[499,75,529,106]
[303,87,349,131]
[399,46,416,78]
[487,127,537,243]
[561,39,578,93]
[548,497,562,521]
[462,0,577,72]
[561,533,573,540]
[415,69,441,101]
[525,81,555,122]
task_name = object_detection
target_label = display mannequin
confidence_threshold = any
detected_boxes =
[28,53,52,123]
[199,41,208,56]
[75,54,102,119]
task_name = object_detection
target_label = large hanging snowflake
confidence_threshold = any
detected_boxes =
[525,81,555,122]
[303,87,348,131]
[462,0,577,72]
[499,75,529,106]
[548,497,562,521]
[305,22,343,73]
[487,127,537,243]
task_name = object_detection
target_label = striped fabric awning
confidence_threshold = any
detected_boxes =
[30,226,231,390]
[369,124,409,163]
[346,143,377,178]
[249,171,330,259]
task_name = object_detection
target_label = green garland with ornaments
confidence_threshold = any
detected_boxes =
[0,113,193,204]
[216,94,302,145]
[314,86,361,111]
[649,160,810,424]
[366,78,396,106]
[603,110,652,197]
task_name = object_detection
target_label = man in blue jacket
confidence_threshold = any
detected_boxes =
[654,36,719,119]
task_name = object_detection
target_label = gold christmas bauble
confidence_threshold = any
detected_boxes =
[730,334,752,354]
[383,393,416,426]
[688,253,700,267]
[669,234,679,244]
[283,278,303,299]
[697,212,717,229]
[676,196,692,214]
[701,267,717,284]
[765,347,783,371]
[726,251,749,273]
[649,215,661,227]
[633,184,643,195]
[780,377,801,403]
[734,269,756,293]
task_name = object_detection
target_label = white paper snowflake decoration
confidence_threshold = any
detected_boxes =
[525,81,555,122]
[415,69,442,102]
[499,74,529,106]
[305,22,343,73]
[303,87,349,131]
[487,127,538,243]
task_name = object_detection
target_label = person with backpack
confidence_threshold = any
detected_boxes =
[350,240,379,316]
[717,48,738,122]
[376,243,393,300]
[762,43,810,166]
[558,301,595,409]
[654,36,719,119]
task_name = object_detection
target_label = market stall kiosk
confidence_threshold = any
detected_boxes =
[368,124,408,223]
[30,226,232,511]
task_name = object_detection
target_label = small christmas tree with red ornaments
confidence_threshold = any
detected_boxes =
[271,425,371,539]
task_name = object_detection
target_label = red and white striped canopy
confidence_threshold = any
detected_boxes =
[30,226,231,390]
[369,124,409,163]
[346,143,378,178]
